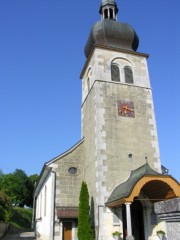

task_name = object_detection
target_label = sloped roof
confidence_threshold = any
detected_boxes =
[34,138,84,196]
[45,138,84,166]
[107,163,160,203]
[57,207,78,219]
[106,163,180,207]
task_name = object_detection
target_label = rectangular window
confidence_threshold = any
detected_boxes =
[40,193,42,218]
[36,198,39,219]
[44,186,47,216]
[111,64,120,82]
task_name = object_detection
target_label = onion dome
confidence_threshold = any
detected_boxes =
[84,0,139,58]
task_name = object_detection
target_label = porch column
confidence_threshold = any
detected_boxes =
[125,202,133,237]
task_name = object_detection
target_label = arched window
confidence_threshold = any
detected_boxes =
[109,8,114,19]
[104,9,108,19]
[124,66,133,84]
[111,63,120,82]
[102,6,116,20]
[87,68,92,91]
[87,77,90,91]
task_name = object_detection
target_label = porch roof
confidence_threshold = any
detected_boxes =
[57,207,78,219]
[106,163,180,208]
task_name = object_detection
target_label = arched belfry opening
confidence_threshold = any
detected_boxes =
[99,0,118,21]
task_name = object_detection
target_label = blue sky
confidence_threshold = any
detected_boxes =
[0,0,179,181]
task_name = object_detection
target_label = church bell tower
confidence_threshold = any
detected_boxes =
[80,0,162,238]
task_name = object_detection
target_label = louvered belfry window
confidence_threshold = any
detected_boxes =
[111,64,120,82]
[124,66,133,84]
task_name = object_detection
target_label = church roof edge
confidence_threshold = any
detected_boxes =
[45,138,84,166]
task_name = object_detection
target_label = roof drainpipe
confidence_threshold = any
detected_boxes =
[52,170,56,240]
[97,205,105,240]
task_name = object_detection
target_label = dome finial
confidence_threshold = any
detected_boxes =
[99,0,118,21]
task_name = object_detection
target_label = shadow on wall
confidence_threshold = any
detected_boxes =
[90,197,95,238]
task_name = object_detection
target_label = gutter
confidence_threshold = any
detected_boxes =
[97,205,105,240]
[52,170,56,240]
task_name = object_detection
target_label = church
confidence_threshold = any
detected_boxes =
[33,1,180,240]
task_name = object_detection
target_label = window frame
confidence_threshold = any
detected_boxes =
[111,63,120,82]
[124,66,134,84]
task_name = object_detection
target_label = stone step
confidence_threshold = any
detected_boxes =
[2,232,35,240]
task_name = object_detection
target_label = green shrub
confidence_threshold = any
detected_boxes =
[78,182,94,240]
[9,207,33,229]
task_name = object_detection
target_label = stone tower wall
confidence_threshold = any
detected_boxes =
[82,47,161,202]
[81,48,161,237]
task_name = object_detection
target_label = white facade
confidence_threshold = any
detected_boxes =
[34,169,55,240]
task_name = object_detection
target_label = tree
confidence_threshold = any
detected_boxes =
[0,169,38,207]
[78,181,94,240]
[28,174,39,187]
[0,190,12,222]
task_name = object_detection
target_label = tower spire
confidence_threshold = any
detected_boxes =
[99,0,118,21]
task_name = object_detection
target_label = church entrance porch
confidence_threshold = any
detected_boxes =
[105,163,180,240]
[56,207,78,240]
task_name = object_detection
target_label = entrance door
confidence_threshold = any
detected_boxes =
[63,222,72,240]
[122,200,145,240]
[131,200,145,240]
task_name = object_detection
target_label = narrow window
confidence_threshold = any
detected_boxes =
[87,77,91,91]
[44,186,47,216]
[104,9,108,19]
[40,193,42,218]
[36,198,39,218]
[109,8,114,19]
[124,66,133,84]
[87,68,92,91]
[111,64,120,82]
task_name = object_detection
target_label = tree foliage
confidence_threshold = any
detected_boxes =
[28,174,39,186]
[78,181,94,240]
[0,169,38,208]
[0,190,12,222]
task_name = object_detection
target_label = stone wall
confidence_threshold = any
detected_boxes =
[0,223,9,239]
[51,140,84,207]
[155,198,180,240]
